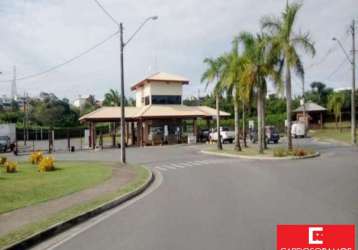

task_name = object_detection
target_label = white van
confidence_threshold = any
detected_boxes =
[291,122,306,138]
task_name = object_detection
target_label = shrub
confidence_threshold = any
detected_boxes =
[30,151,43,164]
[38,156,55,172]
[273,147,288,157]
[0,157,6,165]
[4,161,18,173]
[291,148,315,157]
[293,148,307,157]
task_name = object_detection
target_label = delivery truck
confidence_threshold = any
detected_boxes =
[0,123,16,152]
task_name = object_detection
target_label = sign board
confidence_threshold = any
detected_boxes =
[277,225,355,250]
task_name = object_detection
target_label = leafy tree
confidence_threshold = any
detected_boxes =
[327,92,345,130]
[0,111,24,124]
[305,82,333,106]
[266,94,286,114]
[29,93,79,127]
[261,2,315,150]
[201,57,225,150]
[103,89,120,106]
[220,38,246,151]
[238,32,281,153]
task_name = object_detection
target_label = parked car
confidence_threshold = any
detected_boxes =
[249,126,280,144]
[209,127,235,144]
[198,128,210,142]
[0,136,11,152]
[291,122,306,138]
[265,126,280,144]
[0,124,16,152]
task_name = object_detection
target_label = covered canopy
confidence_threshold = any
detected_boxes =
[79,105,230,122]
[293,102,326,113]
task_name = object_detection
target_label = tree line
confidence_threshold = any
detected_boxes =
[200,2,315,153]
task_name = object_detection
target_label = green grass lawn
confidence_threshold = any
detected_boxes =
[0,165,149,249]
[310,128,358,144]
[0,161,112,214]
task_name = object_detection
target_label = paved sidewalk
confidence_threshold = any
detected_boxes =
[0,164,136,236]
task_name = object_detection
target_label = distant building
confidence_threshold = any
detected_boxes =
[72,95,88,109]
[293,101,327,129]
[334,87,351,92]
[73,95,102,109]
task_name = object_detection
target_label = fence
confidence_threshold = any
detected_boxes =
[15,126,117,154]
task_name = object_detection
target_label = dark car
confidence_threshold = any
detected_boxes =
[0,136,10,153]
[265,126,280,144]
[198,128,210,142]
[249,126,280,144]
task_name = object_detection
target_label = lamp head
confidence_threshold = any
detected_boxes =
[332,37,337,41]
[150,16,158,20]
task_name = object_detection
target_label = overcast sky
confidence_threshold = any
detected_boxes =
[0,0,356,101]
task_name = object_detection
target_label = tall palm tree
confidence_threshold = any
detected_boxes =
[238,32,281,153]
[261,2,315,150]
[221,39,246,151]
[327,92,345,131]
[103,89,121,106]
[201,57,224,150]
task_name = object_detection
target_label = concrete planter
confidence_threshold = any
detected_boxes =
[201,150,320,160]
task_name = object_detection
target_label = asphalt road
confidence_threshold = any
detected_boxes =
[31,139,358,250]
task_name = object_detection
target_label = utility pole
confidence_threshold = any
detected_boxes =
[117,17,158,164]
[12,66,17,100]
[120,22,126,164]
[333,20,357,145]
[301,78,307,135]
[351,19,356,145]
[23,92,28,146]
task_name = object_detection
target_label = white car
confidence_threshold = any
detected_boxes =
[291,122,306,138]
[209,127,235,143]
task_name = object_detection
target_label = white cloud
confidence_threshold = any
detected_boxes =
[0,0,356,100]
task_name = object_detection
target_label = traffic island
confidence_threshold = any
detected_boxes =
[201,146,320,160]
[0,161,153,249]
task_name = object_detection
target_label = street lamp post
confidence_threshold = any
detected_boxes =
[333,20,356,145]
[119,16,158,164]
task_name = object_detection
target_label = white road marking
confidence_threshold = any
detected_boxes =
[165,165,177,170]
[181,162,195,167]
[155,166,168,171]
[170,164,185,168]
[155,158,233,172]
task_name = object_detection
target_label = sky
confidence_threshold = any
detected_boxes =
[0,0,356,101]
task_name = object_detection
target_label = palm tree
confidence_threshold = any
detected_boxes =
[220,39,246,151]
[201,57,224,150]
[327,92,345,131]
[103,89,121,106]
[261,2,315,150]
[238,32,281,153]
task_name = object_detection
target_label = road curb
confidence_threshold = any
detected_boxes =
[3,167,154,250]
[201,150,320,160]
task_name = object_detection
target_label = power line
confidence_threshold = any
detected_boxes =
[0,31,119,83]
[326,58,348,80]
[93,0,120,27]
[306,33,349,70]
